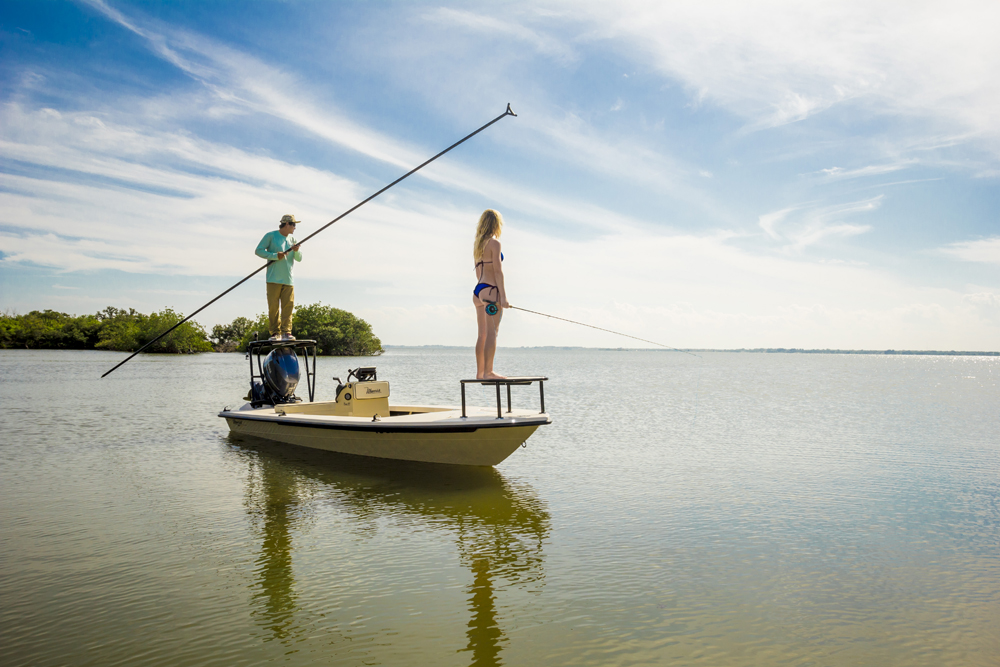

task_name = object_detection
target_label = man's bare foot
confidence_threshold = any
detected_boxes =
[483,372,507,380]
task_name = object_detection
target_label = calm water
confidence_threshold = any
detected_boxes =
[1,348,998,666]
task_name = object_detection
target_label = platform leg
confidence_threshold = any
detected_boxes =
[496,383,502,419]
[461,384,467,418]
[539,381,545,414]
[506,384,512,413]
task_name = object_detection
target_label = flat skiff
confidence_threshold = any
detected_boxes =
[219,340,550,467]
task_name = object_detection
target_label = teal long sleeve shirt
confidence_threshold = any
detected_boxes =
[255,230,302,285]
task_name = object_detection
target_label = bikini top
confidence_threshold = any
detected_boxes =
[475,252,503,266]
[475,252,503,282]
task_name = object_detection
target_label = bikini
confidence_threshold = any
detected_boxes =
[473,252,503,298]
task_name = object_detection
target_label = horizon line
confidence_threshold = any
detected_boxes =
[383,345,1000,356]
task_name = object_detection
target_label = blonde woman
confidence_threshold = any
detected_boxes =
[472,209,509,379]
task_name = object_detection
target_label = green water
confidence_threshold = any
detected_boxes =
[1,348,998,665]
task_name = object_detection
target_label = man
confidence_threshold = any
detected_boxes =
[255,214,303,341]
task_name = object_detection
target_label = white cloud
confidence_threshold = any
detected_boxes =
[963,291,1000,307]
[348,224,1000,349]
[554,0,1000,147]
[942,237,1000,263]
[0,231,162,274]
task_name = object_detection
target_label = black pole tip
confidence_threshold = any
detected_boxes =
[505,103,517,117]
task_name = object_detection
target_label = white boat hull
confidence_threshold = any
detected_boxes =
[221,405,549,467]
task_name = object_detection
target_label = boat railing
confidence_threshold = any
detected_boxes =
[460,377,548,419]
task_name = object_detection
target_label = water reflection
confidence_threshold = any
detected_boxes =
[464,557,502,665]
[228,435,550,666]
[242,453,305,644]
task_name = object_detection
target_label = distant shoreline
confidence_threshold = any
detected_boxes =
[384,345,1000,356]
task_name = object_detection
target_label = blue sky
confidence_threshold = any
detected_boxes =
[1,0,998,349]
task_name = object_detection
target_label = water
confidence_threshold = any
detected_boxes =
[1,348,998,666]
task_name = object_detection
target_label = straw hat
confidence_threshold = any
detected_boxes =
[279,214,300,226]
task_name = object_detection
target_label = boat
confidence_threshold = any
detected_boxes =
[219,339,551,466]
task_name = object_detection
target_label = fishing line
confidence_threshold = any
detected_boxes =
[509,306,700,357]
[102,104,519,378]
[509,304,705,424]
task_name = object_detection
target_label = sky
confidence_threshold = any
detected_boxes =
[1,0,998,349]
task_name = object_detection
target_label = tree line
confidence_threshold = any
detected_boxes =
[0,303,383,356]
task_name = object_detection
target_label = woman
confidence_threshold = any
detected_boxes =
[472,209,509,380]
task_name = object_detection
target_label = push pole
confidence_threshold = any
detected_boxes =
[102,104,518,378]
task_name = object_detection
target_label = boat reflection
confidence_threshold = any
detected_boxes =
[227,435,550,666]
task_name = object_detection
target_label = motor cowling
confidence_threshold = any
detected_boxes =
[263,347,300,399]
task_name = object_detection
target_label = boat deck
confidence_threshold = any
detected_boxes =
[224,403,549,430]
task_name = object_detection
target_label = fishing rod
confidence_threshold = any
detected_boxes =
[509,305,700,357]
[102,104,518,378]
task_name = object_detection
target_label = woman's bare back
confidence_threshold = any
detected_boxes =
[474,238,502,288]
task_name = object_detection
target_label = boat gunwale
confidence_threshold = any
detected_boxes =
[219,410,551,434]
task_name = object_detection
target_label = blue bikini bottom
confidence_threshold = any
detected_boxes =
[473,282,496,298]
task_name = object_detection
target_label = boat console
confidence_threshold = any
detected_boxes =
[329,367,391,419]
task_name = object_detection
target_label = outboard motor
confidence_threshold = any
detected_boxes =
[248,347,301,407]
[244,338,318,409]
[263,347,300,398]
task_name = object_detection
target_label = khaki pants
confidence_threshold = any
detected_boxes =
[266,283,295,336]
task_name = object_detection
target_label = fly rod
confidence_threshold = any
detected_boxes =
[102,104,518,378]
[509,305,700,357]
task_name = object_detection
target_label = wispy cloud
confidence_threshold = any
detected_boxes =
[76,1,704,236]
[81,0,423,170]
[0,103,660,290]
[758,206,797,240]
[555,0,1000,147]
[819,161,915,180]
[756,197,879,251]
[427,8,577,64]
[786,223,871,253]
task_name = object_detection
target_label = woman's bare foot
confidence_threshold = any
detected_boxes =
[483,371,507,380]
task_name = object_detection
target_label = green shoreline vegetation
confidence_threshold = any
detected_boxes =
[3,310,992,357]
[0,303,383,356]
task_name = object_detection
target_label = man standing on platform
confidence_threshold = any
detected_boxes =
[255,214,303,341]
